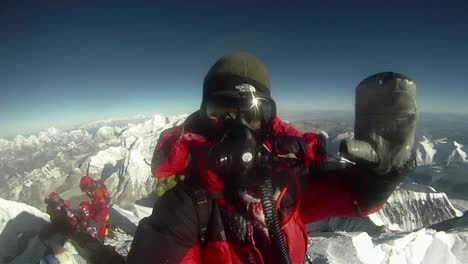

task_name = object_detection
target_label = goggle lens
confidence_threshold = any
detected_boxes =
[205,95,276,130]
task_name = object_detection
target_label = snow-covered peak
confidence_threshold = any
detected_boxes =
[307,226,468,264]
[151,114,169,129]
[45,127,60,136]
[309,186,462,234]
[0,138,11,151]
[68,129,91,140]
[12,135,30,150]
[1,127,90,152]
[416,136,448,165]
[447,141,468,166]
[118,114,187,139]
[37,127,67,142]
[372,189,463,231]
[94,126,119,141]
[88,146,128,177]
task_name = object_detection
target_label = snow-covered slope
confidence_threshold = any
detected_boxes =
[307,227,468,264]
[371,189,462,231]
[0,198,141,263]
[0,198,49,260]
[110,204,152,236]
[104,204,153,257]
[309,184,463,234]
[0,197,151,262]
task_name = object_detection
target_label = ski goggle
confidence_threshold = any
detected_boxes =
[205,95,276,130]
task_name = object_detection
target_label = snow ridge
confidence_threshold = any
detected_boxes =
[310,187,462,233]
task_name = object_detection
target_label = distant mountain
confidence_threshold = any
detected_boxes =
[447,141,468,165]
[309,183,463,235]
[307,226,468,264]
[0,114,188,210]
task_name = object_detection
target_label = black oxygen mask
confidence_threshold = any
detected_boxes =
[204,94,276,188]
[208,115,267,189]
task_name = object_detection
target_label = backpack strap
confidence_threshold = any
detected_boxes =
[180,181,212,245]
[192,187,210,244]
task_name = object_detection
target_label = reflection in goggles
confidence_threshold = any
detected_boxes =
[206,95,275,130]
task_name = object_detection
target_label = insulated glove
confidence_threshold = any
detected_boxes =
[340,72,418,176]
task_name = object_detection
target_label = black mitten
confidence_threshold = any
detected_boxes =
[340,72,418,175]
[340,72,418,208]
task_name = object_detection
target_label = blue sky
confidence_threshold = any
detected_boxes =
[1,0,467,137]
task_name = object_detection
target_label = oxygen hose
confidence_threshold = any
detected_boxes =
[259,176,292,264]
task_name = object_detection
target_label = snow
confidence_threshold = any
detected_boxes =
[88,146,128,176]
[309,187,463,234]
[308,228,468,264]
[111,205,141,226]
[414,136,463,167]
[109,204,151,236]
[127,204,153,219]
[352,232,387,263]
[94,126,118,141]
[418,136,439,165]
[0,114,186,209]
[0,138,10,151]
[353,229,468,264]
[377,189,464,230]
[12,135,41,150]
[69,129,90,138]
[0,198,49,259]
[104,227,134,257]
[447,141,468,166]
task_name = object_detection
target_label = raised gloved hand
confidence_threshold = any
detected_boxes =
[340,72,418,176]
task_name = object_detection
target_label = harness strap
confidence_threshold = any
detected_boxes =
[193,187,209,244]
[180,181,212,245]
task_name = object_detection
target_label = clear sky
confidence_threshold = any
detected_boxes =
[1,0,467,137]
